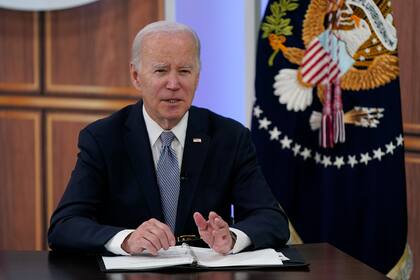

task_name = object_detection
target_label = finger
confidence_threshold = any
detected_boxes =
[127,236,147,255]
[208,212,226,230]
[142,230,164,252]
[147,227,170,250]
[214,217,228,229]
[193,212,215,247]
[140,219,175,247]
[122,234,143,255]
[200,230,215,248]
[138,237,159,255]
[149,218,176,247]
[208,211,219,220]
[127,244,145,255]
[193,212,208,231]
[125,230,148,254]
[127,233,156,255]
[128,220,169,254]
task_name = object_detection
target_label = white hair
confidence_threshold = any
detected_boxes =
[131,21,201,70]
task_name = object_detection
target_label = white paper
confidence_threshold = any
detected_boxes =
[278,252,290,261]
[102,245,284,270]
[191,247,283,267]
[102,246,194,270]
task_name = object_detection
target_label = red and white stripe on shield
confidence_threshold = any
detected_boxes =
[299,37,340,86]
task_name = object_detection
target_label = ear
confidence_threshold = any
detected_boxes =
[130,63,141,91]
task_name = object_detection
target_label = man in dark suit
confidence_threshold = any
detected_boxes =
[48,21,289,256]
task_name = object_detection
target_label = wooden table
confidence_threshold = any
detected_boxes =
[0,243,388,279]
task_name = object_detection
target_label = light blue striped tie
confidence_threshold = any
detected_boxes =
[156,131,180,232]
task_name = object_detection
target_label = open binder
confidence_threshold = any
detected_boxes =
[99,244,308,272]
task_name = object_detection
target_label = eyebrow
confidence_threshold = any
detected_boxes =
[179,65,194,69]
[152,63,168,69]
[152,64,195,69]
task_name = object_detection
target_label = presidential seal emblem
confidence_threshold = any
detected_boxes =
[262,0,399,148]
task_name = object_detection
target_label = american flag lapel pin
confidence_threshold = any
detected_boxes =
[193,138,202,143]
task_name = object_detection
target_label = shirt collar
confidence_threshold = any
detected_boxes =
[142,105,188,147]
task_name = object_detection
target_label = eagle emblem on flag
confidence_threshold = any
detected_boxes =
[262,0,399,147]
[253,0,410,277]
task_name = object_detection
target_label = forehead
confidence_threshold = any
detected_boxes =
[140,32,198,63]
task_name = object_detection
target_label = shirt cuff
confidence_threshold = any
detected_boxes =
[104,229,135,255]
[229,227,251,254]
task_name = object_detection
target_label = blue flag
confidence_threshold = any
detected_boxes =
[252,0,409,275]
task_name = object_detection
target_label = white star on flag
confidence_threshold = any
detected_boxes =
[322,156,332,167]
[385,142,396,154]
[314,152,321,163]
[396,135,404,146]
[348,155,358,168]
[333,157,345,169]
[280,136,292,149]
[268,126,281,140]
[258,117,271,130]
[253,106,263,118]
[373,148,385,161]
[292,144,301,156]
[300,148,311,160]
[360,153,372,165]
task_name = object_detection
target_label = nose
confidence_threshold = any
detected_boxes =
[166,72,180,90]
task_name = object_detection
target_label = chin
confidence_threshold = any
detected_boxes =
[162,105,187,116]
[158,108,183,121]
[166,112,185,122]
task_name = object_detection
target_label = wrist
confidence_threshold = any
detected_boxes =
[121,233,133,254]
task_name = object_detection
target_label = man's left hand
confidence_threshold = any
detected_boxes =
[193,211,234,254]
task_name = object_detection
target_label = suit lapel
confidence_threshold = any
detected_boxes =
[123,103,164,221]
[176,107,211,234]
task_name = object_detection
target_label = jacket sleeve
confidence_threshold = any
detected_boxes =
[48,128,124,253]
[230,127,290,249]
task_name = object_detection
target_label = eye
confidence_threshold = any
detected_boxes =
[179,69,191,75]
[154,69,167,73]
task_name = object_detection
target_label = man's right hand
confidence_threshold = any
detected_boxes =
[121,218,176,255]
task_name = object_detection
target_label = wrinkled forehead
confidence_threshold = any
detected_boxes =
[142,31,197,49]
[140,31,200,64]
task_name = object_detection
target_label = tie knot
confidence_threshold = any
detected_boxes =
[160,131,175,147]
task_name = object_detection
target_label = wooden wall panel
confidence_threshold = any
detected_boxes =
[0,10,39,91]
[393,1,420,277]
[0,0,162,251]
[0,110,41,250]
[45,0,163,96]
[46,113,106,221]
[0,96,134,111]
[393,0,420,127]
[405,156,420,280]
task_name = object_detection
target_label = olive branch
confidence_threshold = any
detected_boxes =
[261,0,299,65]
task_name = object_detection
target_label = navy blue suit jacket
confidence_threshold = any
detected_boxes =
[48,102,289,253]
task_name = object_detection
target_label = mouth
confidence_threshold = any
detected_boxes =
[162,99,181,104]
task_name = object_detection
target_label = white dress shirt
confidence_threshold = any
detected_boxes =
[105,105,251,255]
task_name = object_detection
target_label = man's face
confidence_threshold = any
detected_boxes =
[131,32,200,129]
